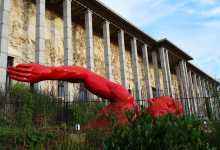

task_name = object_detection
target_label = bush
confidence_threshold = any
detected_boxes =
[104,112,217,150]
[0,127,58,150]
[207,121,220,149]
[10,84,34,128]
[69,101,106,126]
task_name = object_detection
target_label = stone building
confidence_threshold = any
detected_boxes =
[0,0,219,104]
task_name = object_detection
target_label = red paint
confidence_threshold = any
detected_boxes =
[8,63,183,129]
[146,96,184,117]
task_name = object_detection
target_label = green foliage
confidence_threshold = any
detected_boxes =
[69,101,105,125]
[0,127,58,150]
[104,112,217,150]
[10,84,34,128]
[207,121,220,149]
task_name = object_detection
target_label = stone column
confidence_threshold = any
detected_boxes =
[165,49,173,96]
[179,60,190,114]
[85,10,94,71]
[36,0,45,64]
[152,50,160,97]
[35,0,45,90]
[159,47,170,96]
[131,37,141,100]
[202,79,208,97]
[207,80,214,117]
[202,79,209,118]
[85,10,94,100]
[197,76,203,116]
[142,44,153,98]
[63,0,73,100]
[118,29,127,88]
[179,61,190,98]
[103,20,112,80]
[192,73,200,114]
[208,82,214,97]
[0,0,11,92]
[193,73,200,97]
[197,76,204,97]
[176,65,184,98]
[188,70,196,114]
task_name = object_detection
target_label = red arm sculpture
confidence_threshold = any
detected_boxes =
[7,63,139,128]
[7,63,183,129]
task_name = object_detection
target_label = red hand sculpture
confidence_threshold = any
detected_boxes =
[7,63,138,128]
[146,96,184,117]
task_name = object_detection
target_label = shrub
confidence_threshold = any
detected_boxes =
[69,101,106,126]
[0,127,58,150]
[10,84,34,128]
[207,121,220,149]
[104,112,217,150]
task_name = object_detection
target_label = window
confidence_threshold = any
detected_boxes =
[6,56,14,90]
[79,83,87,101]
[58,81,65,98]
[152,87,157,97]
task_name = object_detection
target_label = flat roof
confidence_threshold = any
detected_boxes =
[74,0,157,47]
[158,39,193,61]
[188,62,219,85]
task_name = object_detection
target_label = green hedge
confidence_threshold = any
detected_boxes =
[104,112,218,150]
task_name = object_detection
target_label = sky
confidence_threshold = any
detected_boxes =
[101,0,220,80]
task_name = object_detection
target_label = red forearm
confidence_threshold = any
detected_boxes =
[45,66,89,81]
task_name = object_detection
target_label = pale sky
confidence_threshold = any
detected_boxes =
[102,0,220,80]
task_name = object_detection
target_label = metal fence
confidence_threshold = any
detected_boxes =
[0,95,220,128]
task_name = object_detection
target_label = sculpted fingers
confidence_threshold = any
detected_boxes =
[16,64,32,68]
[8,67,31,77]
[9,75,29,82]
[16,67,32,73]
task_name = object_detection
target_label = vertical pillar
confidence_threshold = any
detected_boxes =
[131,37,141,100]
[63,0,73,66]
[63,0,73,100]
[179,61,189,98]
[165,49,173,96]
[152,51,160,97]
[193,74,200,97]
[193,73,200,114]
[202,79,209,118]
[103,20,112,80]
[179,60,190,114]
[36,0,45,64]
[35,0,45,90]
[202,79,208,97]
[0,0,11,92]
[197,76,204,97]
[142,44,153,98]
[188,71,196,114]
[208,82,215,98]
[207,80,214,117]
[176,65,184,98]
[159,47,170,96]
[85,10,94,71]
[197,76,203,116]
[118,29,127,88]
[85,10,94,100]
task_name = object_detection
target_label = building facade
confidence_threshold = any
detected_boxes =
[0,0,219,104]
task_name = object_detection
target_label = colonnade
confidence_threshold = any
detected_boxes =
[0,0,218,110]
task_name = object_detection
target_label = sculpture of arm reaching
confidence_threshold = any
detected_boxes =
[8,63,138,128]
[7,63,183,129]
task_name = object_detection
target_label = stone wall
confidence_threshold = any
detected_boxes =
[7,0,180,99]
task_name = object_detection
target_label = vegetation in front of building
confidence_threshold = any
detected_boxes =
[0,84,220,149]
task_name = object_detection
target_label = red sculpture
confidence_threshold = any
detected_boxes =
[7,63,183,129]
[7,63,138,128]
[146,96,184,117]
